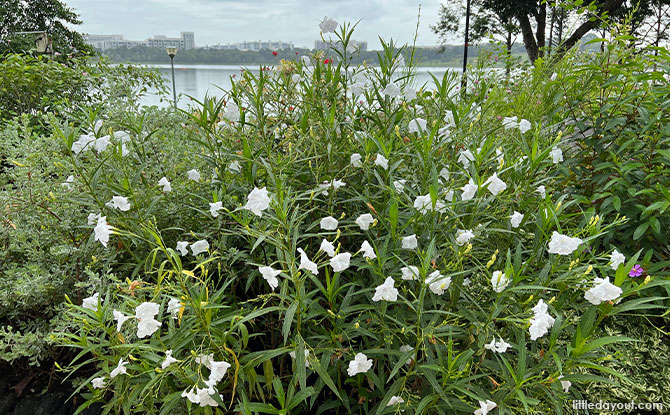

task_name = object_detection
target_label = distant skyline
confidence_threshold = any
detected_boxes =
[63,0,448,50]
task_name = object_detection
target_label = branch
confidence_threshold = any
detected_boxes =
[556,0,626,56]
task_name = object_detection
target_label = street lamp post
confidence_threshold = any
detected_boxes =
[166,47,178,107]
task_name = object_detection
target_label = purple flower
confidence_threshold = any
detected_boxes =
[629,265,644,278]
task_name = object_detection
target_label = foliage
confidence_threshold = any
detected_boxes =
[0,0,91,55]
[551,33,670,259]
[0,53,168,126]
[40,24,670,415]
[0,63,170,367]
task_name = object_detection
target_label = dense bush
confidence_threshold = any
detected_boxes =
[0,53,168,124]
[0,58,171,367]
[39,26,669,414]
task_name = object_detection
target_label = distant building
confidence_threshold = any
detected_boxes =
[208,40,294,51]
[315,39,367,52]
[85,32,196,51]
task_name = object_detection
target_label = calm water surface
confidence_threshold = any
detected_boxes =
[142,64,460,108]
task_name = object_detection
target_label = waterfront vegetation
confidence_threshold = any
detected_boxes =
[1,20,670,415]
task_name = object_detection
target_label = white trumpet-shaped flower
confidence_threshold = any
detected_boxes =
[372,277,398,302]
[347,353,373,376]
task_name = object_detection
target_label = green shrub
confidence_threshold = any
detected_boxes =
[46,26,669,414]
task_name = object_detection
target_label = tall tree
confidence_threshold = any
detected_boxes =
[0,0,90,55]
[431,0,520,55]
[434,0,651,63]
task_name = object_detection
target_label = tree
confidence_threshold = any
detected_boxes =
[431,0,520,55]
[433,0,654,63]
[0,0,91,55]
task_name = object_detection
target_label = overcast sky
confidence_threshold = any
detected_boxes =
[64,0,448,50]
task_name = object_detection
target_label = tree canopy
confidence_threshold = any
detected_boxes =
[433,0,670,63]
[0,0,90,55]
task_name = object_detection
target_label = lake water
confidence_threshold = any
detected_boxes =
[142,64,460,108]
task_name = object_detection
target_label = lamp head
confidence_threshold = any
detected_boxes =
[166,47,177,58]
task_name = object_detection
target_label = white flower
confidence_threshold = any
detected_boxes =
[350,153,363,167]
[135,302,162,338]
[347,353,373,376]
[550,147,563,164]
[426,270,451,295]
[91,377,106,389]
[484,173,507,196]
[181,387,221,407]
[94,216,111,247]
[330,252,351,273]
[209,201,223,218]
[205,360,232,388]
[519,119,532,134]
[297,248,318,275]
[259,266,282,291]
[176,241,189,256]
[439,168,450,182]
[223,102,240,122]
[289,349,311,367]
[547,231,582,255]
[399,345,414,365]
[71,133,95,154]
[503,116,518,129]
[375,153,389,170]
[359,240,376,259]
[244,187,271,217]
[558,375,572,393]
[354,214,374,231]
[372,277,398,302]
[167,298,181,318]
[109,196,130,211]
[319,16,338,33]
[413,194,445,214]
[610,249,625,270]
[584,277,623,305]
[458,149,475,169]
[61,175,74,190]
[455,229,474,246]
[537,185,546,198]
[320,239,336,257]
[401,265,419,280]
[110,359,128,378]
[82,293,99,311]
[94,135,111,152]
[388,396,405,406]
[491,271,510,293]
[383,82,401,98]
[393,179,407,192]
[187,169,201,181]
[320,216,338,230]
[404,86,417,101]
[190,240,210,256]
[496,148,504,165]
[408,118,427,134]
[87,212,100,225]
[158,177,172,193]
[113,310,131,332]
[228,161,242,173]
[474,399,497,415]
[162,350,178,369]
[510,211,524,228]
[402,234,418,250]
[461,179,477,201]
[529,299,555,340]
[484,337,512,353]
